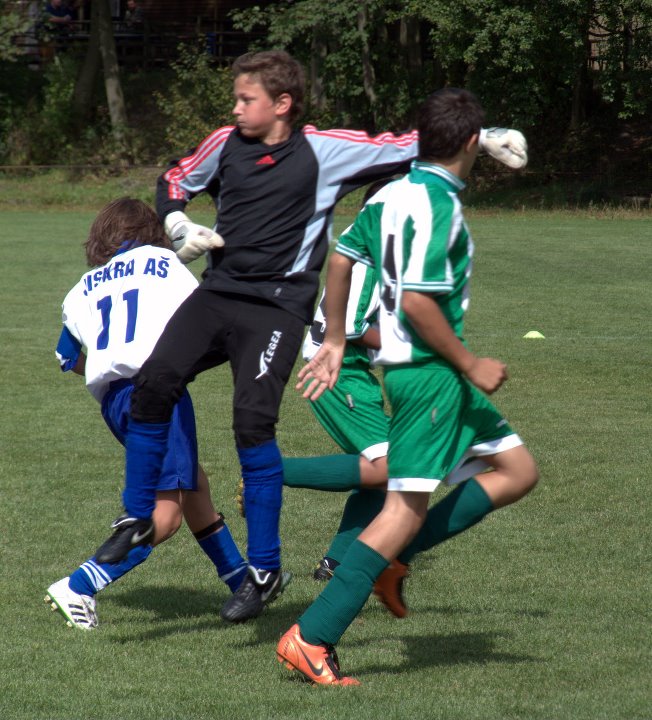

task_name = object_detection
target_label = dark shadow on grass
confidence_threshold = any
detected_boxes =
[350,630,537,677]
[102,585,308,644]
[106,584,224,620]
[423,603,549,619]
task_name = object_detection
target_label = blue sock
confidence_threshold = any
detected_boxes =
[123,418,170,518]
[194,517,247,592]
[238,440,283,571]
[68,545,153,596]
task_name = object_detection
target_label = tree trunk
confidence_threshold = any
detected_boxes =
[400,16,422,80]
[570,0,594,129]
[310,30,327,112]
[97,0,128,154]
[71,0,101,126]
[358,3,377,107]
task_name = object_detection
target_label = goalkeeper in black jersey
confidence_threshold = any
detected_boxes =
[96,50,529,626]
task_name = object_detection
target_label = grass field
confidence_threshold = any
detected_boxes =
[1,205,651,719]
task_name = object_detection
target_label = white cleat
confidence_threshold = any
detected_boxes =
[44,577,98,630]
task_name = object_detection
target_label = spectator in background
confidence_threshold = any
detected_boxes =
[124,0,144,29]
[44,0,74,28]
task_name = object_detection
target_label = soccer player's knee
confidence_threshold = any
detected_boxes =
[384,492,427,536]
[513,449,539,498]
[522,453,540,493]
[131,368,184,423]
[233,408,276,448]
[152,513,183,545]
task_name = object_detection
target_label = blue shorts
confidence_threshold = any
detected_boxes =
[101,379,198,492]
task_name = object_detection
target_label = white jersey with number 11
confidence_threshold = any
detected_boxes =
[58,245,197,402]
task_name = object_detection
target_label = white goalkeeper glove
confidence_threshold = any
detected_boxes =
[164,211,224,264]
[479,128,528,169]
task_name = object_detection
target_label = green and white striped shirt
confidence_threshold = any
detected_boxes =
[336,161,473,365]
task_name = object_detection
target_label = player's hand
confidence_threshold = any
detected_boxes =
[479,128,528,169]
[296,341,345,401]
[164,211,224,264]
[465,357,508,394]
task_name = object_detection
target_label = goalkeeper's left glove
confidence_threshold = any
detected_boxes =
[479,128,528,169]
[164,211,224,264]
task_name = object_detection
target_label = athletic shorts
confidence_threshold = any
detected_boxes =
[132,289,306,448]
[383,362,522,493]
[308,363,389,460]
[101,379,198,492]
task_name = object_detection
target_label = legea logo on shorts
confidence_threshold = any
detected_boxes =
[256,330,283,379]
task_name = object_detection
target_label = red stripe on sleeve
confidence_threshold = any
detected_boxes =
[303,125,418,147]
[164,126,235,200]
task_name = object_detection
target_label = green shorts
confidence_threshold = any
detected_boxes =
[308,363,389,459]
[383,362,522,492]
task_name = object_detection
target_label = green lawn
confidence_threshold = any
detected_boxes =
[1,207,650,719]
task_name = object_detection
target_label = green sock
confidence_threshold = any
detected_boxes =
[282,454,361,492]
[399,478,494,564]
[325,489,385,563]
[299,539,388,646]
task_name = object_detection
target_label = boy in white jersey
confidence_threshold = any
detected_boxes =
[276,88,538,684]
[44,198,249,629]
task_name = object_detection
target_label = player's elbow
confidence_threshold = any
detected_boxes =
[329,251,354,274]
[401,290,428,323]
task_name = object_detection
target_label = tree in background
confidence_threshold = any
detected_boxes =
[154,43,233,156]
[96,0,128,154]
[231,0,652,156]
[231,0,435,130]
[71,0,128,156]
[0,0,649,185]
[0,1,33,62]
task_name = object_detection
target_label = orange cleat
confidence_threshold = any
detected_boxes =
[373,559,409,618]
[277,623,360,686]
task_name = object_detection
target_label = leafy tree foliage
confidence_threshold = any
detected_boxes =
[231,0,652,155]
[0,0,649,185]
[232,0,436,130]
[0,1,32,62]
[154,44,234,159]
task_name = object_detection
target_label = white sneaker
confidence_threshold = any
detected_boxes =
[44,577,98,630]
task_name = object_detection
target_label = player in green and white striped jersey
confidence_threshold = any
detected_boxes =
[277,87,539,685]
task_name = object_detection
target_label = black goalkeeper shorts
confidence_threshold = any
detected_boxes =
[131,288,306,447]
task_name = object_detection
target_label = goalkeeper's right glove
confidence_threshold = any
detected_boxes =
[479,128,528,169]
[164,211,224,264]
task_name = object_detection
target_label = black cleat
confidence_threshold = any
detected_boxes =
[220,565,290,623]
[95,514,154,564]
[313,556,339,581]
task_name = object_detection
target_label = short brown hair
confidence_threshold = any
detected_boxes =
[85,198,170,267]
[417,88,485,161]
[232,50,305,123]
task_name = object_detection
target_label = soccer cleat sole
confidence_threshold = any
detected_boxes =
[44,593,91,630]
[313,557,337,582]
[95,517,154,564]
[45,594,73,628]
[276,651,360,687]
[236,478,245,518]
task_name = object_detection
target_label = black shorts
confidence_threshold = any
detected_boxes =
[131,288,306,447]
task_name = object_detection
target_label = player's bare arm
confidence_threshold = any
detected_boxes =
[72,352,86,376]
[351,325,381,350]
[401,290,507,394]
[297,253,354,400]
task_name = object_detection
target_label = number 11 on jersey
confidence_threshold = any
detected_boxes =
[96,289,139,350]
